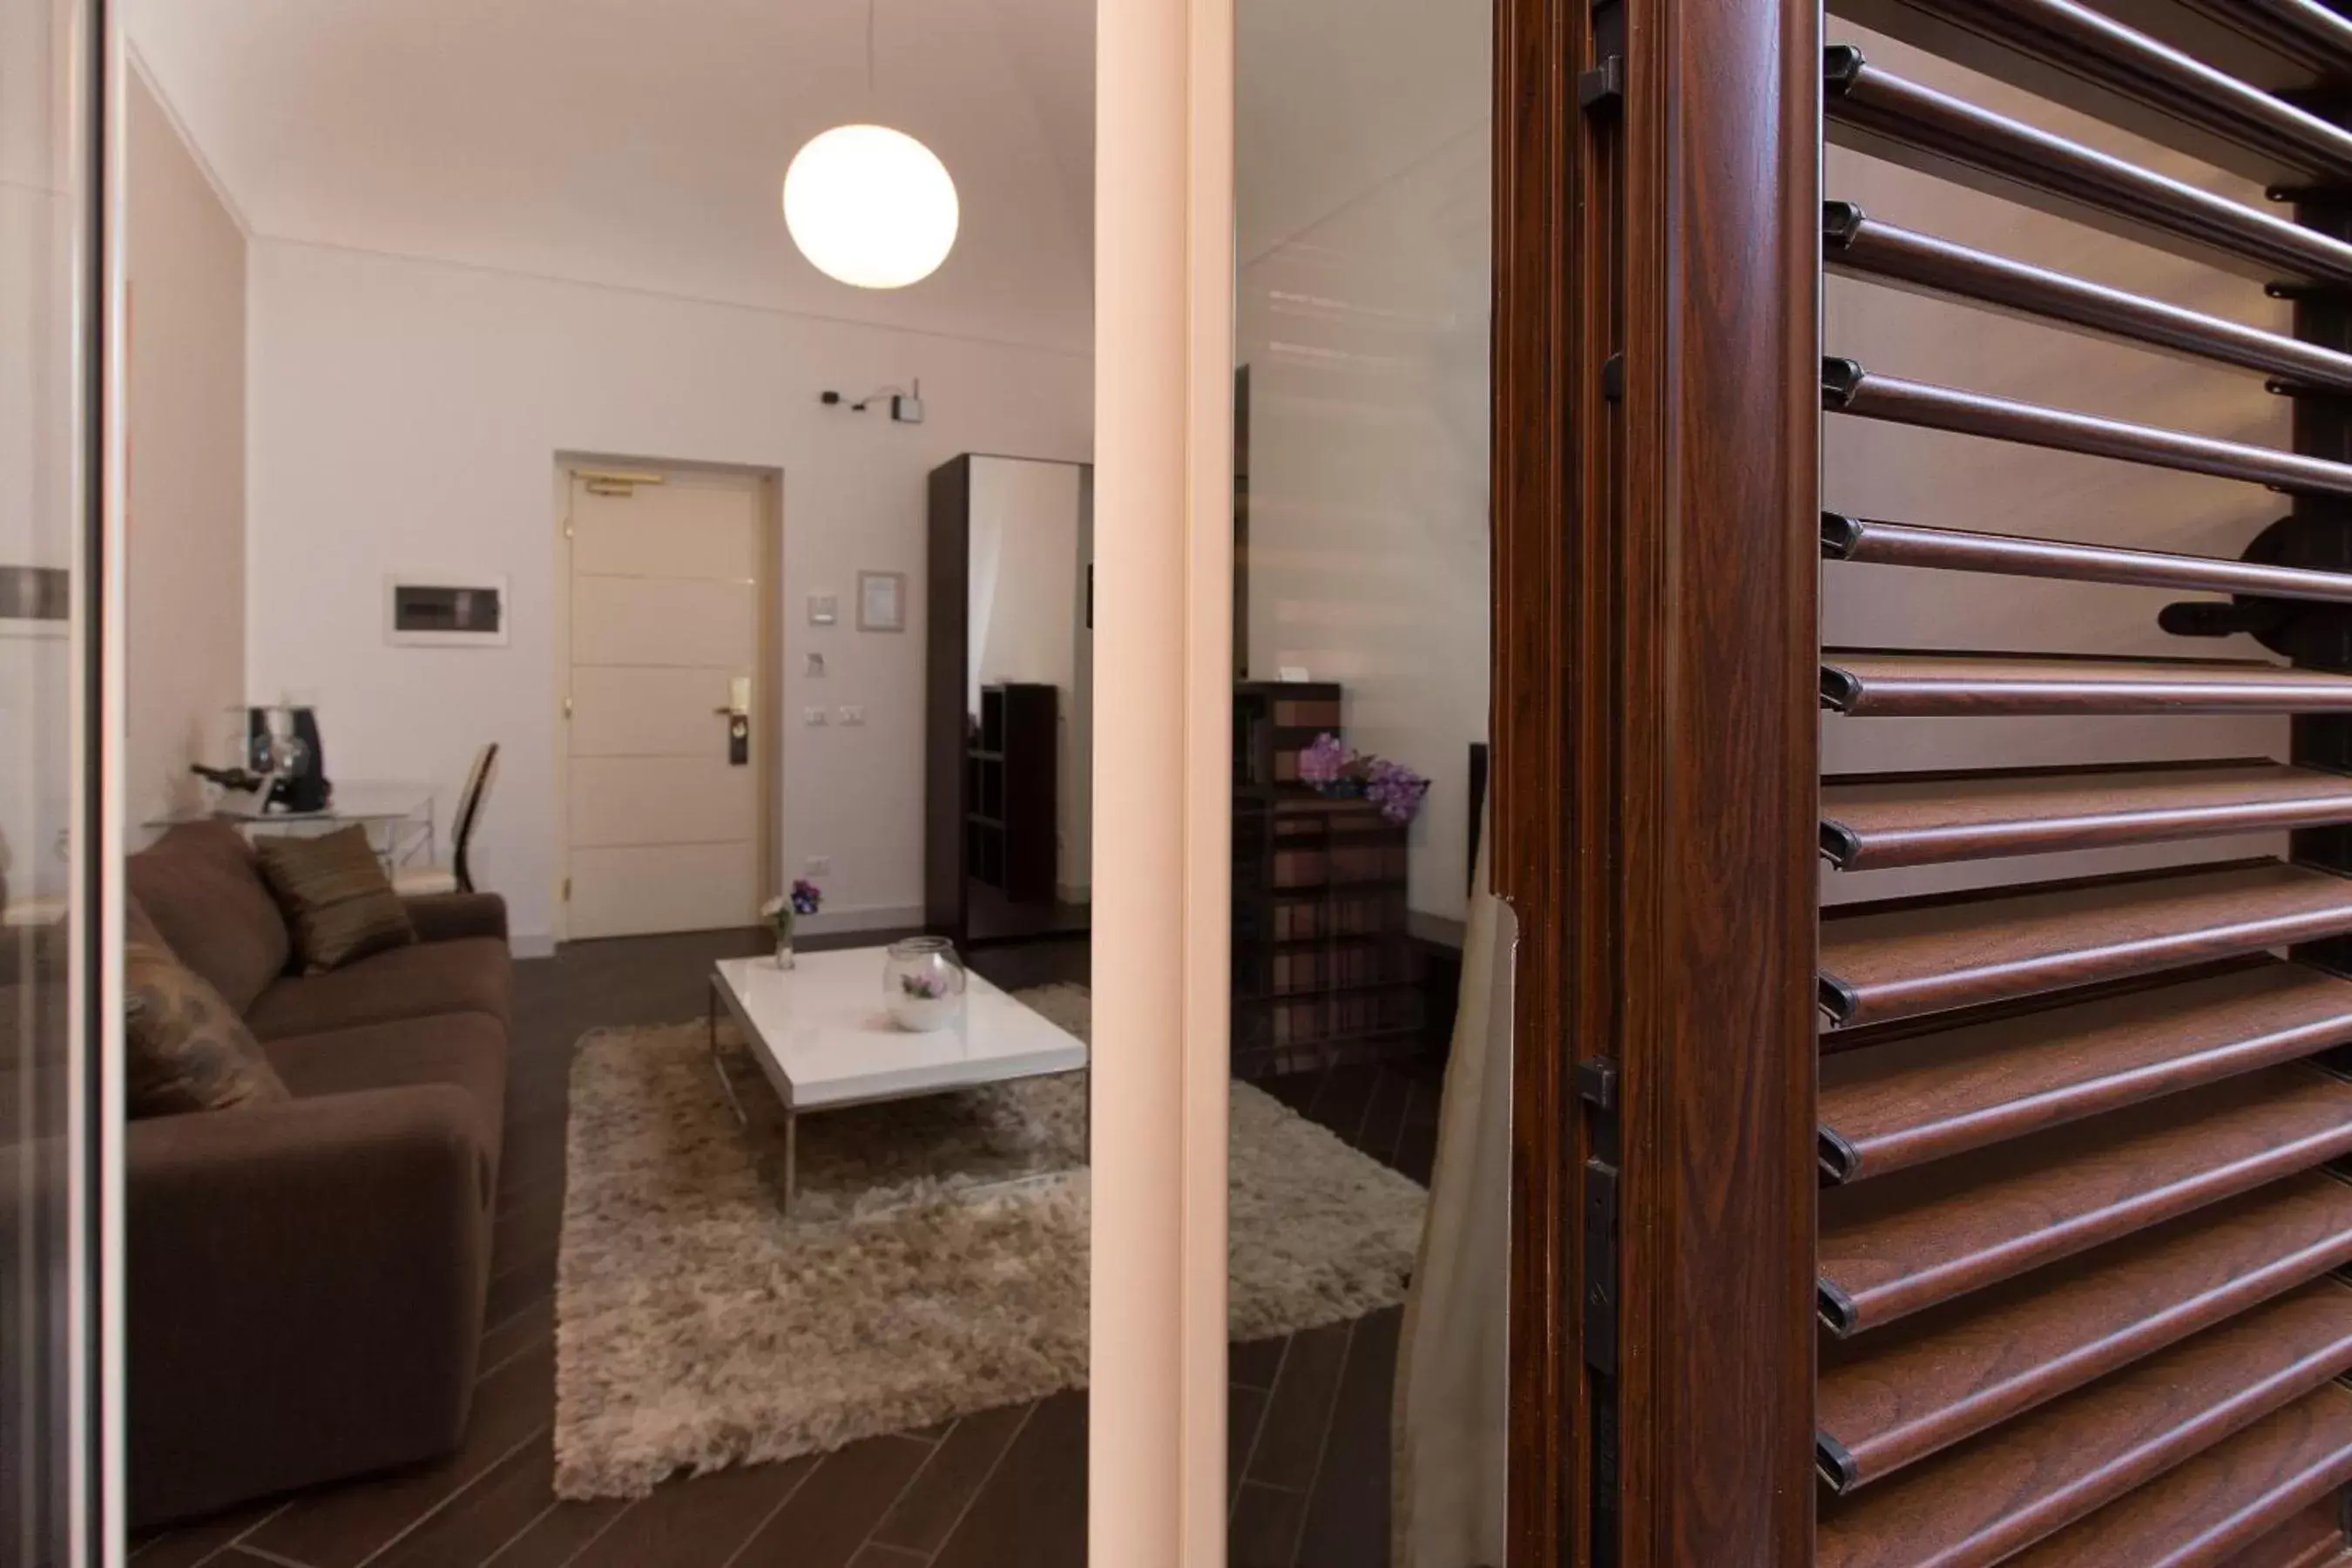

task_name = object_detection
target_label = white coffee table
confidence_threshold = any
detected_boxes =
[706,946,1090,1213]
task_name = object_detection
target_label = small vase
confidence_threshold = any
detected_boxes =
[883,936,967,1031]
[773,919,795,970]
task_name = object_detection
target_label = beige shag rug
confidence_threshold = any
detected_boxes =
[552,983,1429,1499]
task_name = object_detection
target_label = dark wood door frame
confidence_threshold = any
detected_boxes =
[1491,0,1821,1559]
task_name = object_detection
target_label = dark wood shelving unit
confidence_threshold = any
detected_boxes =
[965,683,1056,902]
[1230,682,1423,1078]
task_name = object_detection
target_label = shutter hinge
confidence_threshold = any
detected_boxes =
[564,695,573,719]
[1601,354,1625,402]
[1578,1057,1623,1376]
[1578,55,1625,116]
[562,877,571,902]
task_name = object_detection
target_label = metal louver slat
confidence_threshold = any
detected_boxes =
[1818,1174,2352,1490]
[2007,1384,2352,1565]
[1821,652,2352,718]
[1823,514,2352,606]
[1820,761,2352,870]
[1828,0,2352,183]
[1825,46,2352,284]
[1822,359,2352,496]
[1824,206,2352,389]
[1818,861,2352,1028]
[1818,961,2352,1179]
[1816,1066,2352,1333]
[1816,1283,2352,1566]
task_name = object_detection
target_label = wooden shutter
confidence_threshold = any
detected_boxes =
[1807,1,2352,1562]
[1498,0,2352,1560]
[1492,0,1821,1558]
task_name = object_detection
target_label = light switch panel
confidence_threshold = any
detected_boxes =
[808,593,839,626]
[802,706,829,727]
[838,705,866,727]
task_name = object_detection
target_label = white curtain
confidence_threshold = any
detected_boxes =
[1392,811,1515,1567]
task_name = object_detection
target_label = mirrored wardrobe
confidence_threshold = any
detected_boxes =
[925,454,1095,947]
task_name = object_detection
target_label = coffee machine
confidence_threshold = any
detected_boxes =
[246,704,332,814]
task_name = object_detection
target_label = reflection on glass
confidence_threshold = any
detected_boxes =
[1231,2,1499,1562]
[1,0,92,1558]
[927,454,1094,946]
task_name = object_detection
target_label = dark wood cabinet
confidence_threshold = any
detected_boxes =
[967,683,1058,903]
[1229,683,1422,1078]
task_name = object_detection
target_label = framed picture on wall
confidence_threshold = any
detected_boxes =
[858,571,906,632]
[0,565,68,640]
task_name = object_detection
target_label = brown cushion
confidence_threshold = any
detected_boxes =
[260,1014,508,1168]
[126,823,291,1013]
[125,939,290,1119]
[253,826,418,975]
[243,937,512,1041]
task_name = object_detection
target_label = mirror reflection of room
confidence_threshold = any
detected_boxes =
[1228,0,1504,1562]
[0,0,85,1555]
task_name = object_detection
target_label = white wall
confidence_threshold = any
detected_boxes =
[1237,123,1492,925]
[245,240,1091,952]
[1823,30,2293,906]
[125,67,247,834]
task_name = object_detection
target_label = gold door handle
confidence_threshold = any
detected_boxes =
[713,706,735,716]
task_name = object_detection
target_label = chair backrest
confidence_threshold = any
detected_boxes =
[451,742,499,894]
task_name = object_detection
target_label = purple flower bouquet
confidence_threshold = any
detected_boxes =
[1296,733,1429,825]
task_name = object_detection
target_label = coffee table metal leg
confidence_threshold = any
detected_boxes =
[709,978,748,1127]
[782,1109,797,1214]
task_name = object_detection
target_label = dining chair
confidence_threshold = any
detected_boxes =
[394,742,499,896]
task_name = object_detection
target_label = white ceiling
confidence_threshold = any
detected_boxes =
[125,0,1099,353]
[124,0,1488,358]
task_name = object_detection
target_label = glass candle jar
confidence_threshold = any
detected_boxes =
[883,936,967,1032]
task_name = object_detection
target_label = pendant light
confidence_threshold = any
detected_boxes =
[782,0,959,289]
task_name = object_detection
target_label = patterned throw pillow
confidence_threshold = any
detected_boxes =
[125,939,290,1118]
[253,824,419,975]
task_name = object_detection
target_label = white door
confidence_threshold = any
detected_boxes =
[563,468,767,938]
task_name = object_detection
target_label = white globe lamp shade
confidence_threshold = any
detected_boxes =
[782,125,959,289]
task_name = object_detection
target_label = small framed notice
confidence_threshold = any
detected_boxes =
[857,571,906,632]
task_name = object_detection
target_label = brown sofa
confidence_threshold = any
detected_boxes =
[125,822,511,1527]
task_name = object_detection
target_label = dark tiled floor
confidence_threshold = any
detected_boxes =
[131,928,1443,1568]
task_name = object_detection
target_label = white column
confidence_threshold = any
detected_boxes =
[1090,0,1233,1560]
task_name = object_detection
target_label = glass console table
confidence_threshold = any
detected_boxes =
[143,781,438,874]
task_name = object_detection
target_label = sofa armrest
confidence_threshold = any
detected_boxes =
[127,1083,489,1214]
[402,891,508,944]
[125,1087,492,1524]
